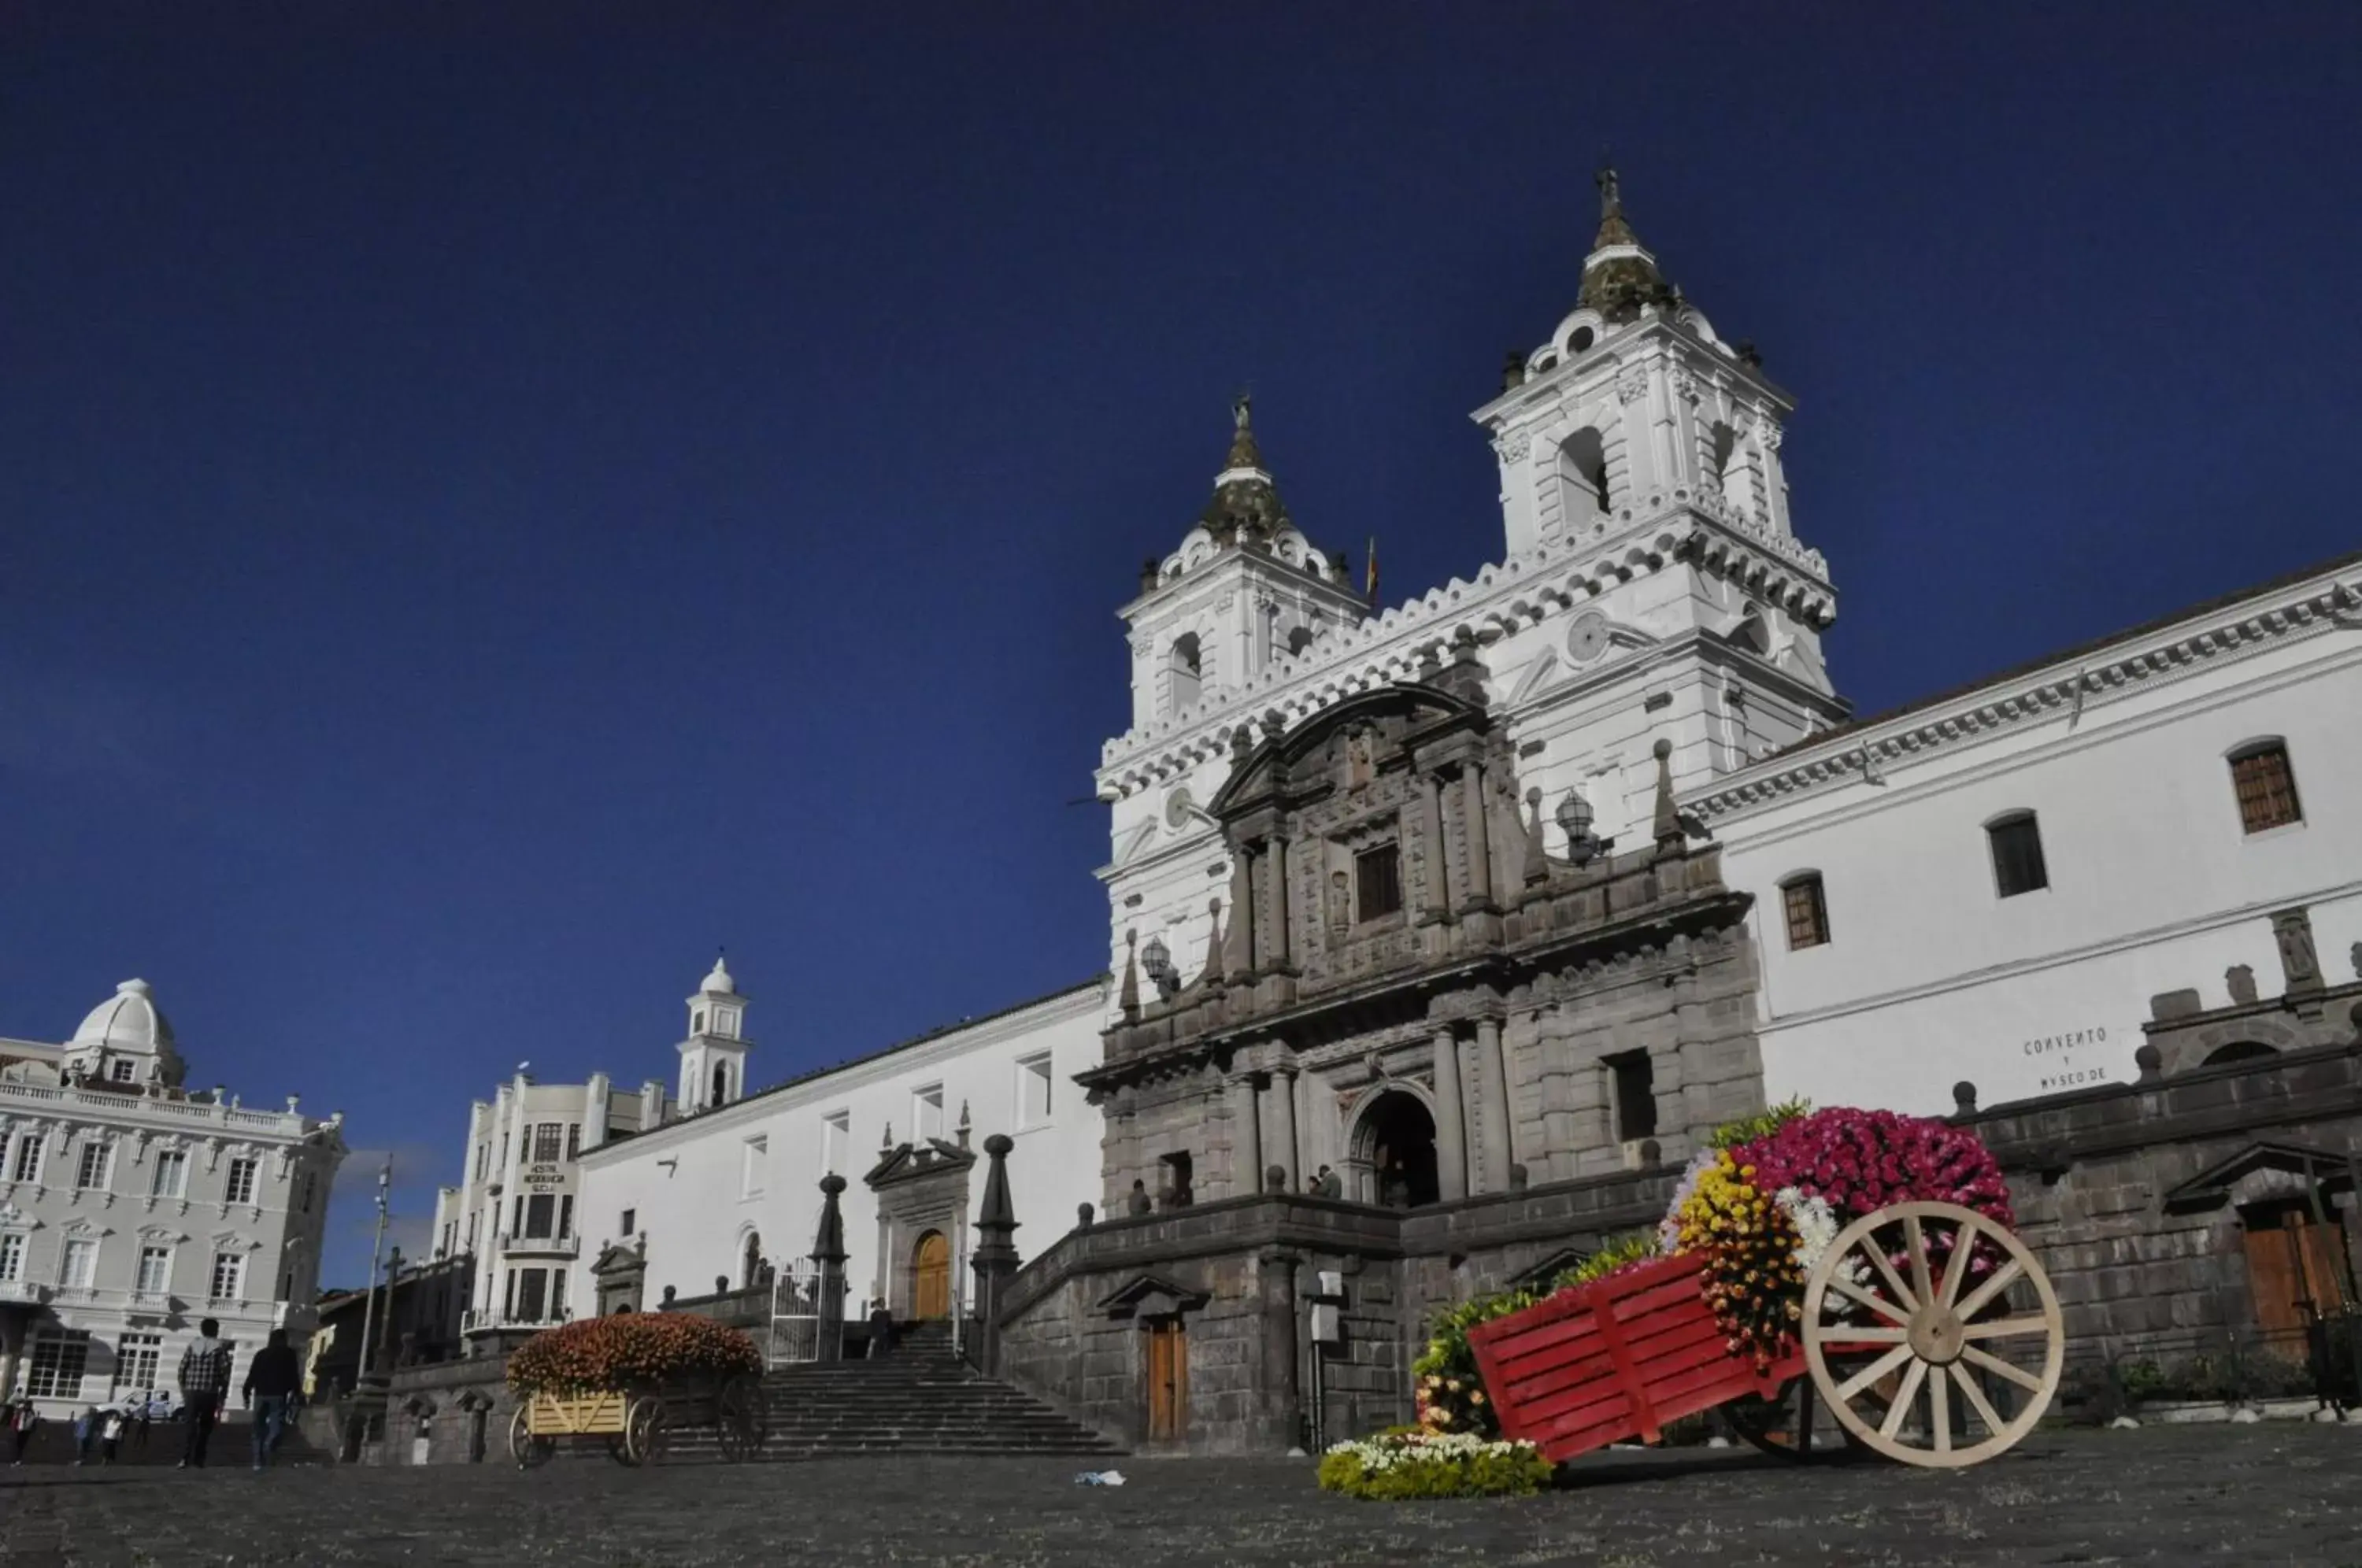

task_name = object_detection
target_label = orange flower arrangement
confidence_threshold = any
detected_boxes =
[506,1312,762,1393]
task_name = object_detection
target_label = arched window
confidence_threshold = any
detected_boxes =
[741,1232,763,1291]
[1986,811,2049,898]
[1168,632,1202,713]
[1568,325,1596,354]
[1555,428,1609,531]
[2227,739,2303,834]
[2204,1041,2279,1067]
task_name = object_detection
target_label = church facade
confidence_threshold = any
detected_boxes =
[544,176,2362,1453]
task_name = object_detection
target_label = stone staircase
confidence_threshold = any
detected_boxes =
[664,1321,1122,1463]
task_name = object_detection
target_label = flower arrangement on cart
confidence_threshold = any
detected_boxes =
[1320,1102,2064,1499]
[505,1312,768,1468]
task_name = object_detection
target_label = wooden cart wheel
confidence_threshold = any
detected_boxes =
[1801,1200,2063,1469]
[715,1376,767,1463]
[1720,1376,1856,1463]
[622,1393,669,1467]
[508,1407,553,1470]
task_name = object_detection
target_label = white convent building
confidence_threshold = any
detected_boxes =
[0,980,348,1413]
[535,174,2358,1329]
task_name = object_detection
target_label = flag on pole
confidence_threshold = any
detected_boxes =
[1364,535,1379,612]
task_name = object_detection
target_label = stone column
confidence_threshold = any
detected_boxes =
[1267,1066,1299,1193]
[1460,764,1494,912]
[1224,846,1257,983]
[970,1134,1020,1378]
[1264,834,1291,971]
[1474,1017,1512,1193]
[809,1174,850,1362]
[1431,1030,1469,1202]
[1257,1248,1303,1453]
[1418,773,1449,917]
[1228,1074,1261,1199]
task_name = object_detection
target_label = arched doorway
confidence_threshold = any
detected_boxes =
[1354,1091,1440,1209]
[740,1233,763,1292]
[912,1230,951,1319]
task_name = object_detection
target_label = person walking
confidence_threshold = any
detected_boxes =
[131,1406,151,1455]
[70,1404,96,1466]
[6,1399,38,1466]
[176,1317,235,1469]
[98,1407,124,1466]
[242,1326,302,1471]
[864,1299,897,1359]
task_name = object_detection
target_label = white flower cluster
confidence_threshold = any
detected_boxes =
[1775,1187,1867,1297]
[1324,1431,1537,1473]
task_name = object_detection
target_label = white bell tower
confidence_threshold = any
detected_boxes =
[676,955,751,1113]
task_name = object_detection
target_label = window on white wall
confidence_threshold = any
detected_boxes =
[224,1158,259,1206]
[24,1331,89,1400]
[75,1143,111,1191]
[60,1238,98,1290]
[821,1112,850,1176]
[209,1252,246,1302]
[742,1135,768,1199]
[116,1332,161,1392]
[10,1135,45,1185]
[0,1233,24,1282]
[135,1246,172,1295]
[1016,1055,1054,1129]
[150,1150,187,1199]
[913,1085,945,1143]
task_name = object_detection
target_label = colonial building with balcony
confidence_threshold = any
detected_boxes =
[0,979,347,1415]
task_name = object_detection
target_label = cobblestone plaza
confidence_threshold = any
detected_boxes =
[1,1426,2356,1566]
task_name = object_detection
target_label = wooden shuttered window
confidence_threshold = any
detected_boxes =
[2231,743,2302,834]
[1781,875,1830,949]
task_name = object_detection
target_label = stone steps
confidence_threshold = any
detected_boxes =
[657,1326,1119,1462]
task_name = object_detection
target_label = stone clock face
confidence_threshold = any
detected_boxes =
[1164,788,1195,830]
[1568,611,1611,664]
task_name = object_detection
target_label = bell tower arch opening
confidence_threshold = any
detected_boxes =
[1351,1090,1440,1209]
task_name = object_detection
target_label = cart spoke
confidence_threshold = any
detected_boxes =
[1879,1360,1929,1440]
[1829,1324,1910,1343]
[1930,1363,1952,1453]
[1859,1234,1920,1315]
[1836,1343,1915,1402]
[1934,1217,1980,1312]
[1827,1273,1913,1326]
[1960,1344,2042,1392]
[1960,1315,2051,1341]
[1902,1214,1935,1307]
[1953,1258,2023,1321]
[1950,1363,2007,1438]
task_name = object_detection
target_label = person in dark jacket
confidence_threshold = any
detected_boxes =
[7,1400,39,1466]
[864,1300,898,1359]
[241,1327,302,1471]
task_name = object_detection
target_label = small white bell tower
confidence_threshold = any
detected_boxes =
[676,954,751,1113]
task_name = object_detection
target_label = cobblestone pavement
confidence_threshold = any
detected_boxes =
[2,1424,2358,1566]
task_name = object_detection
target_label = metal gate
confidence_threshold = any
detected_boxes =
[768,1261,827,1367]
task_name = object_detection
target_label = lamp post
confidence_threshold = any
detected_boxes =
[375,1246,405,1376]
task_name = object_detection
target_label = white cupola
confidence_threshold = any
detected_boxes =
[677,954,751,1113]
[64,978,186,1089]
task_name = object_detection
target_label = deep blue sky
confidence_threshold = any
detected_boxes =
[4,3,2356,1284]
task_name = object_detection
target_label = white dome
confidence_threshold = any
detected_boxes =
[699,956,738,997]
[70,978,176,1051]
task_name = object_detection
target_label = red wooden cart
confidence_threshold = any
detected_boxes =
[1468,1201,2064,1470]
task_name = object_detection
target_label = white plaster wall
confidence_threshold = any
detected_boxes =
[572,983,1107,1319]
[1707,603,2362,1118]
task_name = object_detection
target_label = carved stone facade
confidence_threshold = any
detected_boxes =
[1084,637,1764,1226]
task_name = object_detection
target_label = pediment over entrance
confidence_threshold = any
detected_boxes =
[864,1137,976,1191]
[1209,682,1486,818]
[2161,1140,2355,1214]
[1095,1272,1210,1320]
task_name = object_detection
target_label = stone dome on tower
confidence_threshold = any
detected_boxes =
[698,954,739,997]
[1198,394,1293,547]
[70,978,175,1051]
[1576,167,1677,325]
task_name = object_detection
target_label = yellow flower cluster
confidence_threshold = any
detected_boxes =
[1670,1150,1804,1370]
[507,1311,763,1394]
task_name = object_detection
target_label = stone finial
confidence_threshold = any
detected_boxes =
[1637,1139,1662,1170]
[715,1276,731,1296]
[1119,929,1142,1020]
[1509,1162,1530,1192]
[1229,725,1254,762]
[975,1133,1020,1265]
[2227,964,2259,1006]
[809,1174,849,1267]
[956,1100,972,1150]
[1076,1202,1094,1231]
[2135,1044,2164,1084]
[1139,557,1161,595]
[1266,1163,1288,1194]
[1523,787,1550,886]
[1501,349,1527,393]
[1953,1082,1978,1116]
[881,1120,893,1150]
[1651,738,1683,851]
[1199,899,1227,989]
[2352,941,2362,982]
